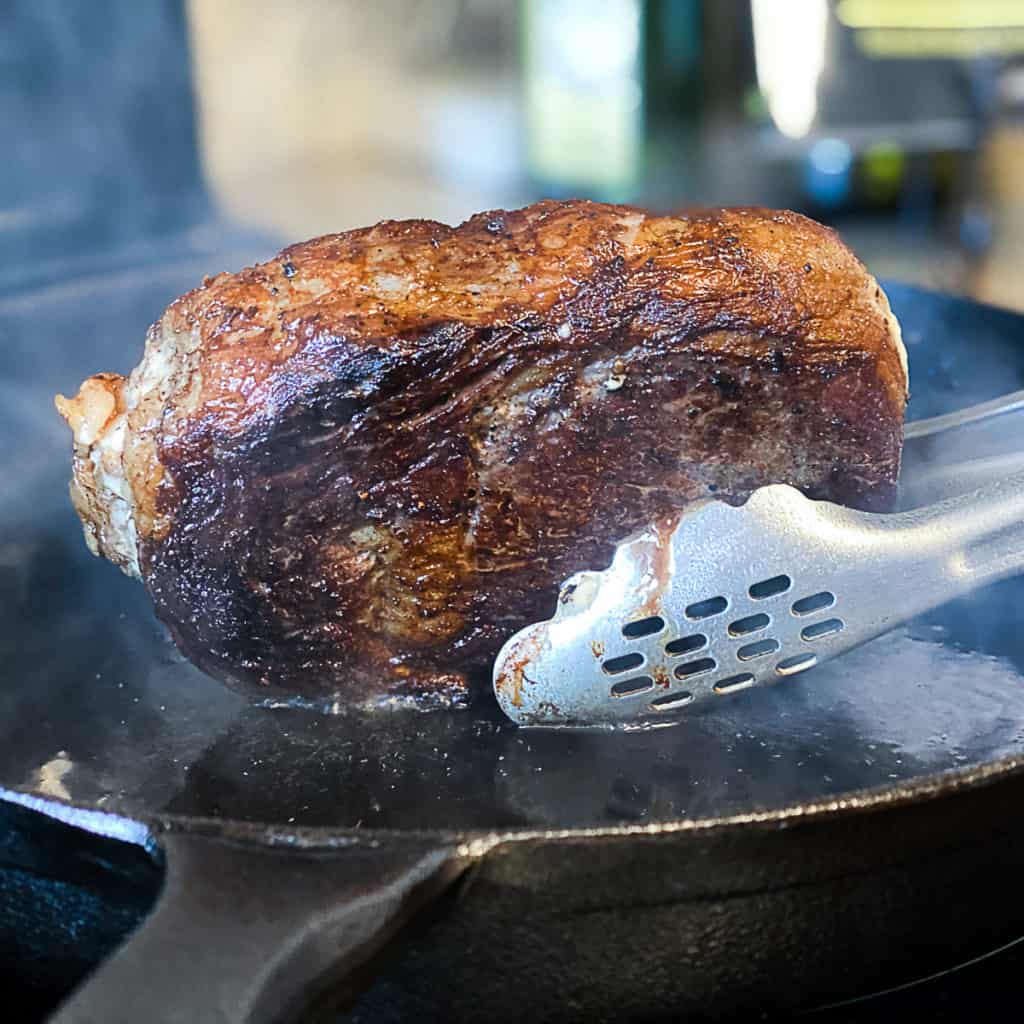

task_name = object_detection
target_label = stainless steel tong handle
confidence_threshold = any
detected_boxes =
[899,450,1024,510]
[900,389,1024,508]
[905,387,1024,443]
[891,465,1024,602]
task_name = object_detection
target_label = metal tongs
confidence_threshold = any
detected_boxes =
[493,389,1024,726]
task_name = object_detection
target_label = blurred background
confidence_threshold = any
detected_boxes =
[5,0,1024,307]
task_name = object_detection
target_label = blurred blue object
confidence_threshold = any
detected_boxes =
[960,204,994,255]
[804,137,854,207]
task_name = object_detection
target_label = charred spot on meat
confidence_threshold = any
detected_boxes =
[55,200,908,705]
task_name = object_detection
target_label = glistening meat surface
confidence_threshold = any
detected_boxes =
[56,200,908,705]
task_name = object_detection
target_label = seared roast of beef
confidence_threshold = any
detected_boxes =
[56,200,908,704]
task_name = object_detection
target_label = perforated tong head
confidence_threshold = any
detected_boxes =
[492,470,1024,727]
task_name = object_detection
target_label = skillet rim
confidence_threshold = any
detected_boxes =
[5,745,1024,850]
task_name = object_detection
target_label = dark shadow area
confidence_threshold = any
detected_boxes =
[0,801,162,1023]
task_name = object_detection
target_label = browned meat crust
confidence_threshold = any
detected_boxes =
[56,200,907,705]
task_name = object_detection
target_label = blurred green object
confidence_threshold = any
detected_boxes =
[861,142,906,204]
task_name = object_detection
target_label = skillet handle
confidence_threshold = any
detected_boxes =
[49,828,467,1024]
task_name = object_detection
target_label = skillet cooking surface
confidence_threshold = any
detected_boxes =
[3,274,1024,832]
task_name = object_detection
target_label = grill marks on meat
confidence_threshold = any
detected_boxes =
[56,200,908,704]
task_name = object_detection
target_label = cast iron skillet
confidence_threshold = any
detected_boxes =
[4,269,1024,1023]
